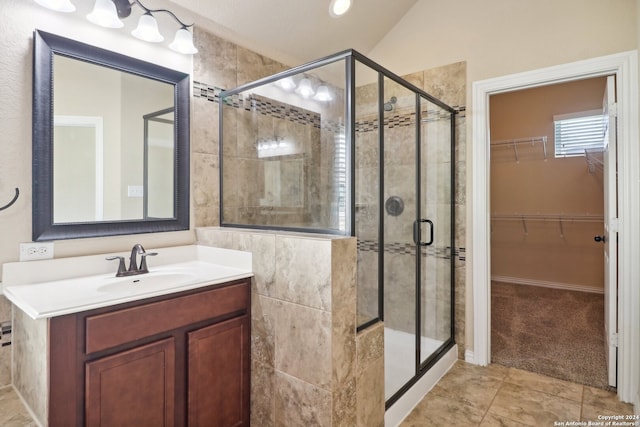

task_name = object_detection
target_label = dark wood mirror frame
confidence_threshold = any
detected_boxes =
[32,30,190,241]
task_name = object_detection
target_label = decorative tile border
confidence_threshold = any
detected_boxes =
[355,106,465,134]
[193,81,223,102]
[357,239,466,262]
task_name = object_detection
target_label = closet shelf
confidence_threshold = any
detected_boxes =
[491,213,603,237]
[491,213,603,222]
[490,136,548,162]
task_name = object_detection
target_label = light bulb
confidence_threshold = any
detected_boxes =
[329,0,352,17]
[169,28,198,54]
[297,78,315,98]
[87,0,123,28]
[35,0,75,12]
[277,77,296,90]
[314,85,332,101]
[132,13,164,42]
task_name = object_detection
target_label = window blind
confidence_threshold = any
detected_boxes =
[554,110,606,158]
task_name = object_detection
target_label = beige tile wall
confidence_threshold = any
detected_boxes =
[191,28,290,229]
[0,296,11,387]
[356,322,385,427]
[12,309,48,425]
[196,227,378,426]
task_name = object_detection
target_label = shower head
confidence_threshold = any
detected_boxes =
[383,96,397,112]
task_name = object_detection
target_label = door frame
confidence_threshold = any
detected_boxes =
[53,115,104,221]
[469,50,639,402]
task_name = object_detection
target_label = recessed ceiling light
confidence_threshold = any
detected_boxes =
[329,0,352,17]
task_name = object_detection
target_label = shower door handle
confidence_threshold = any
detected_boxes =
[413,219,434,247]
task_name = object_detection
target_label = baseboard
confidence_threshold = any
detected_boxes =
[464,349,475,364]
[12,385,44,427]
[491,275,604,294]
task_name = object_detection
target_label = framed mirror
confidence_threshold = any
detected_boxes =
[32,30,190,241]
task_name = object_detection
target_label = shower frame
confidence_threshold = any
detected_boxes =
[218,49,458,409]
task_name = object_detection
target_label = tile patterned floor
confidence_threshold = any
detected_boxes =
[0,361,636,426]
[0,386,37,427]
[401,361,636,427]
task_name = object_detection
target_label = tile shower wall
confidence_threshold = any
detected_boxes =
[220,93,328,228]
[197,227,383,427]
[191,28,290,228]
[193,28,347,232]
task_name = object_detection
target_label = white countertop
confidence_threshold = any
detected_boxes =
[1,245,253,319]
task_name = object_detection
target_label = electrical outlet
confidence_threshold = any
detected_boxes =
[127,185,144,198]
[19,242,54,261]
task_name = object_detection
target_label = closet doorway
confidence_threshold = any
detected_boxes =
[471,50,638,403]
[488,76,616,389]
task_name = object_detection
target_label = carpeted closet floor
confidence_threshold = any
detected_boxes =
[491,281,609,390]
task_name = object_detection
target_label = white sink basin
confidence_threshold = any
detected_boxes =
[1,245,253,319]
[96,271,200,294]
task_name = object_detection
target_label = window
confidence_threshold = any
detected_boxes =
[554,109,606,158]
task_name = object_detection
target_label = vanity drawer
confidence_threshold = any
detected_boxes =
[85,281,249,354]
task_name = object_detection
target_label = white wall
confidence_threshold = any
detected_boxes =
[368,0,638,356]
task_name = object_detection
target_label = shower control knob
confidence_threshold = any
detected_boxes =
[594,235,606,243]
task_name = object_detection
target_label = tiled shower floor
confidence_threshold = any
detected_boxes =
[400,361,636,426]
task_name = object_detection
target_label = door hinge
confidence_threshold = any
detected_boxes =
[609,218,619,232]
[609,102,618,118]
[610,332,618,347]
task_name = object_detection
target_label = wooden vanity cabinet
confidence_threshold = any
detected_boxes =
[49,278,251,427]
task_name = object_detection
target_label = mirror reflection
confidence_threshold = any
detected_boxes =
[144,108,175,219]
[52,54,175,224]
[33,30,190,241]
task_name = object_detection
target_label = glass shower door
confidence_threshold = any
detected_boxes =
[383,80,418,401]
[418,96,454,367]
[383,88,455,405]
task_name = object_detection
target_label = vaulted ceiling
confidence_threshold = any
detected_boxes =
[170,0,418,66]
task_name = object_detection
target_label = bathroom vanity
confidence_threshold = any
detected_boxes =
[2,245,252,427]
[51,277,250,427]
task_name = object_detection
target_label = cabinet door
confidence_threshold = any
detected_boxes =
[188,316,250,427]
[85,338,176,427]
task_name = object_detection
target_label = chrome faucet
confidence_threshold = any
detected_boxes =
[106,244,158,277]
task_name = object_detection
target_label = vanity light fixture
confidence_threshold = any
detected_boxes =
[256,137,295,158]
[329,0,352,17]
[35,0,75,12]
[35,0,198,54]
